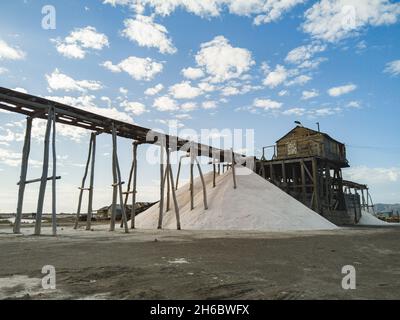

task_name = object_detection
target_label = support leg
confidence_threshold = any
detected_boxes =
[35,107,53,236]
[86,133,96,231]
[195,158,208,210]
[167,150,181,230]
[74,134,93,229]
[110,124,118,231]
[131,143,138,229]
[14,117,32,234]
[51,109,57,236]
[157,138,165,229]
[231,149,237,189]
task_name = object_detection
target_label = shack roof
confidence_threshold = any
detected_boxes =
[276,126,345,146]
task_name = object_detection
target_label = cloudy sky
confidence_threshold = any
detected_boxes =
[0,0,399,213]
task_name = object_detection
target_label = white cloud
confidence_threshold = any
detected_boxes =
[198,82,216,92]
[181,67,205,80]
[384,59,400,76]
[253,98,282,110]
[0,67,8,74]
[153,96,178,111]
[303,0,400,43]
[104,0,304,25]
[181,102,198,111]
[119,87,128,95]
[145,83,164,95]
[54,26,109,59]
[302,89,319,100]
[263,65,287,88]
[251,0,306,25]
[282,107,306,116]
[344,166,400,184]
[102,56,163,81]
[195,36,255,83]
[169,81,203,99]
[278,90,289,96]
[285,74,312,86]
[328,83,357,96]
[121,100,147,115]
[221,86,240,96]
[347,100,361,108]
[202,100,218,109]
[0,39,25,60]
[46,95,134,125]
[46,69,103,92]
[285,43,326,64]
[122,15,176,54]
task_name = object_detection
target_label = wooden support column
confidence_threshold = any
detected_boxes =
[110,124,129,233]
[166,148,181,230]
[300,160,306,204]
[166,156,171,212]
[312,158,320,213]
[110,125,118,232]
[74,134,94,229]
[35,107,54,236]
[213,163,216,188]
[282,161,287,191]
[195,158,208,210]
[86,133,96,231]
[157,137,165,229]
[131,142,138,229]
[231,149,237,189]
[51,109,57,236]
[190,142,195,211]
[14,117,32,234]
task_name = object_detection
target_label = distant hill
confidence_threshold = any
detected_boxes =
[375,203,400,213]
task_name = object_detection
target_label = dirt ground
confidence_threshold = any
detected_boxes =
[0,223,399,300]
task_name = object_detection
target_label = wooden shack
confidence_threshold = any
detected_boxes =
[275,126,348,166]
[255,125,364,226]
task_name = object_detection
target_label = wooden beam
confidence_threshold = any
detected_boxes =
[74,134,93,230]
[157,138,165,229]
[35,107,53,236]
[51,108,57,236]
[13,117,32,234]
[86,133,96,231]
[195,158,208,210]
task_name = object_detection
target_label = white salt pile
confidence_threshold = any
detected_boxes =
[135,165,338,232]
[358,210,396,226]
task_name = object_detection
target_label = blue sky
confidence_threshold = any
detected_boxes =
[0,0,399,213]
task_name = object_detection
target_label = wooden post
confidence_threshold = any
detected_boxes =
[190,142,194,211]
[175,155,183,190]
[120,141,134,229]
[195,158,208,210]
[74,134,93,229]
[213,163,216,188]
[166,156,171,212]
[35,107,53,236]
[51,108,57,236]
[157,137,165,229]
[166,148,181,230]
[300,160,306,204]
[86,133,96,230]
[111,124,129,233]
[231,149,237,189]
[131,142,138,229]
[282,161,287,191]
[312,158,320,212]
[14,117,32,234]
[110,124,118,231]
[218,164,221,175]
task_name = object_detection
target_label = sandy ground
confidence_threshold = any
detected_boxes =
[0,223,400,300]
